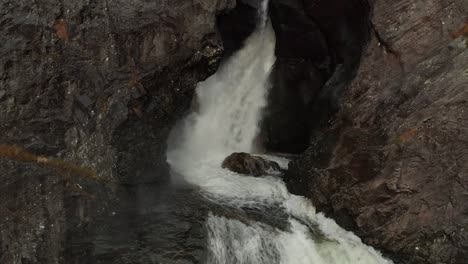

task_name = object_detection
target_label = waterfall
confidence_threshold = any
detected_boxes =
[168,13,275,166]
[167,1,393,263]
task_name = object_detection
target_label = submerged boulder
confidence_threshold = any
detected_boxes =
[221,152,281,176]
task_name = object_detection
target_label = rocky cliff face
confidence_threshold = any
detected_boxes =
[2,0,467,263]
[0,0,235,263]
[284,0,468,263]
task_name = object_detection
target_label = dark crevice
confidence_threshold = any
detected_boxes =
[216,0,259,58]
[260,0,372,154]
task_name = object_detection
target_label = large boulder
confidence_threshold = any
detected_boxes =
[221,152,281,176]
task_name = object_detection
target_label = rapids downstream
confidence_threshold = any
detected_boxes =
[167,2,393,264]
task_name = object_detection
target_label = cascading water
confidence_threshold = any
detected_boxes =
[167,1,393,263]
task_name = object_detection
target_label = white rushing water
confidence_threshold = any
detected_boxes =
[167,1,393,263]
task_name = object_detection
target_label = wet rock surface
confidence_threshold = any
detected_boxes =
[0,0,235,263]
[82,184,211,264]
[285,0,468,263]
[221,152,281,176]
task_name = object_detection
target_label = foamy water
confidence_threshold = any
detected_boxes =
[167,1,392,263]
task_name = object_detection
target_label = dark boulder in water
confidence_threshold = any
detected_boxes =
[221,152,281,176]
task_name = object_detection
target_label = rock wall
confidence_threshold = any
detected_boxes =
[0,0,235,263]
[285,0,468,263]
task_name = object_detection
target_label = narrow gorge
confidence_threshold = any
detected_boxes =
[0,0,467,264]
[168,3,390,262]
